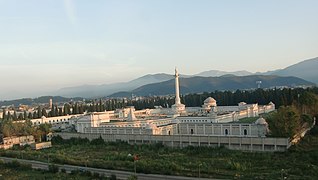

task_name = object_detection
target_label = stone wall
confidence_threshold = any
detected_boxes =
[177,123,267,137]
[55,132,290,152]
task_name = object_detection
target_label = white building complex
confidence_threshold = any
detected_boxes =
[75,68,275,138]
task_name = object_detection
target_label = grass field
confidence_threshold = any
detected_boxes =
[1,124,318,179]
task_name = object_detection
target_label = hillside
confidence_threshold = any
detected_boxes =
[270,57,318,84]
[110,75,314,97]
[53,73,175,98]
[0,96,83,107]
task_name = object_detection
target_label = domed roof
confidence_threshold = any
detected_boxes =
[255,117,267,125]
[204,97,216,104]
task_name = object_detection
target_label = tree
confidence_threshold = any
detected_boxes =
[79,105,84,114]
[58,108,63,116]
[73,103,79,114]
[18,113,23,120]
[299,92,318,115]
[7,111,12,120]
[37,107,41,118]
[64,103,71,115]
[33,111,38,119]
[23,111,27,120]
[28,112,33,119]
[41,108,48,117]
[13,111,18,121]
[267,106,301,138]
[2,109,6,120]
[2,120,13,137]
[23,119,34,135]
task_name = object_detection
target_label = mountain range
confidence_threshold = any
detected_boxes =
[266,57,318,84]
[110,75,314,97]
[51,57,317,98]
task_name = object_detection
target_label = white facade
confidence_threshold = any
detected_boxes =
[15,114,82,126]
[76,112,111,133]
[72,68,275,138]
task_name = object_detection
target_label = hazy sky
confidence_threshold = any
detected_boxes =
[0,0,318,100]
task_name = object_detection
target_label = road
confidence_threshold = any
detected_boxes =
[0,156,216,180]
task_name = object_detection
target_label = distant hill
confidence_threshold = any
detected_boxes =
[110,75,314,97]
[52,71,255,98]
[0,96,83,107]
[54,73,175,98]
[269,57,318,84]
[195,70,252,77]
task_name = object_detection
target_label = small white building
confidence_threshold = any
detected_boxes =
[76,112,111,133]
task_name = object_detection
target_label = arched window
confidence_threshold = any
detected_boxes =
[190,129,194,135]
[225,129,229,135]
[168,131,171,135]
[244,129,248,135]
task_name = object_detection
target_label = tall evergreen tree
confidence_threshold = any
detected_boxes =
[28,112,33,119]
[18,113,23,120]
[2,109,6,120]
[23,111,27,120]
[41,108,48,117]
[13,111,17,121]
[33,111,38,119]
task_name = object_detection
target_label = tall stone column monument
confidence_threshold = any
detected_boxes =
[171,68,185,114]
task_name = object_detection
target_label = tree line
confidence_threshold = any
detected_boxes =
[2,87,318,121]
[123,87,318,110]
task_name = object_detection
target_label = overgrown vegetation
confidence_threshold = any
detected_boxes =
[265,91,318,138]
[1,126,318,180]
[0,159,116,179]
[0,118,51,141]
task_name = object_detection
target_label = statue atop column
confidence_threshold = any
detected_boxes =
[171,67,185,115]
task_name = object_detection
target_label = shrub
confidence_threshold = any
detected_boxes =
[60,168,66,173]
[51,135,64,145]
[4,160,32,170]
[90,136,105,145]
[70,170,80,175]
[81,170,92,177]
[5,160,21,168]
[127,175,138,180]
[110,174,117,180]
[309,125,318,135]
[92,172,100,178]
[48,164,59,173]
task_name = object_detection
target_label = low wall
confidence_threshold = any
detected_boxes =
[55,132,290,152]
[31,142,52,150]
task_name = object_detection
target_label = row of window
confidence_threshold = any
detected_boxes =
[181,119,209,123]
[189,128,248,135]
[33,118,70,125]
